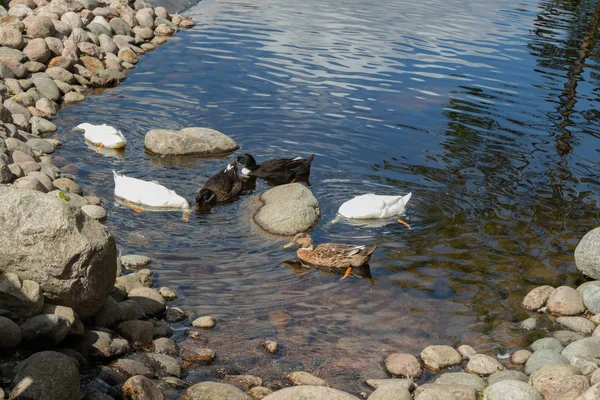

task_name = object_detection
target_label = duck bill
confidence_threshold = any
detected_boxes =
[283,241,294,249]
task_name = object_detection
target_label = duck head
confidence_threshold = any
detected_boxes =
[283,232,314,250]
[195,188,217,208]
[236,154,259,170]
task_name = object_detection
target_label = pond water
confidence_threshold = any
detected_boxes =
[52,0,600,392]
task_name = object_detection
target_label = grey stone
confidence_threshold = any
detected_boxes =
[54,79,74,95]
[420,345,462,371]
[135,8,154,28]
[578,281,600,314]
[488,370,528,385]
[192,315,216,329]
[547,286,585,316]
[152,320,172,338]
[80,0,100,10]
[155,17,177,31]
[64,91,85,104]
[144,127,239,156]
[0,163,13,183]
[28,171,54,191]
[483,380,541,400]
[32,76,60,101]
[365,379,415,391]
[154,23,174,37]
[115,269,153,295]
[70,329,129,360]
[43,303,84,335]
[556,316,595,334]
[165,307,185,322]
[4,98,31,119]
[13,174,45,191]
[0,57,26,78]
[524,349,569,375]
[111,358,154,380]
[98,33,118,55]
[45,67,75,84]
[530,337,564,353]
[158,287,177,301]
[154,337,178,357]
[133,25,153,40]
[528,364,589,399]
[81,204,107,221]
[87,21,111,36]
[109,17,132,36]
[414,383,477,400]
[553,330,585,346]
[575,227,600,279]
[19,314,70,349]
[465,354,504,376]
[184,382,254,400]
[0,26,24,49]
[0,187,117,318]
[520,317,537,330]
[128,287,165,315]
[0,47,26,62]
[135,352,181,378]
[23,38,51,63]
[26,138,55,154]
[434,372,485,391]
[46,37,64,57]
[0,272,43,317]
[384,353,422,378]
[30,116,58,136]
[121,254,152,269]
[0,315,21,348]
[10,351,79,400]
[116,320,153,344]
[253,183,320,235]
[25,15,55,38]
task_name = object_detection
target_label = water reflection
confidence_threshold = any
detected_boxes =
[48,0,600,392]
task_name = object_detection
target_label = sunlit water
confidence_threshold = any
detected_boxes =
[52,0,600,392]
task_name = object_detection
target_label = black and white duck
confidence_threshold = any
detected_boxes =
[236,153,315,184]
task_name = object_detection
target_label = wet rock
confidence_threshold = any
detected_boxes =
[192,315,216,329]
[0,26,24,49]
[524,349,569,375]
[365,379,415,391]
[52,177,82,194]
[556,316,595,334]
[184,382,252,400]
[128,287,165,315]
[530,337,564,353]
[465,354,504,376]
[578,281,600,314]
[367,385,411,400]
[488,370,528,385]
[420,345,462,371]
[0,47,26,62]
[180,19,195,29]
[0,315,21,348]
[253,183,320,236]
[133,353,181,378]
[99,33,118,55]
[154,24,174,36]
[145,127,239,156]
[121,254,152,269]
[165,306,185,322]
[249,386,273,399]
[511,349,532,364]
[520,317,537,330]
[180,346,215,363]
[93,296,129,327]
[117,320,154,344]
[483,380,541,400]
[223,374,262,389]
[414,383,477,400]
[81,204,107,221]
[20,314,70,349]
[45,66,75,84]
[135,8,154,28]
[562,337,600,363]
[575,228,600,279]
[157,376,190,390]
[10,351,79,400]
[52,19,71,36]
[122,375,164,400]
[70,329,129,360]
[434,372,485,391]
[154,337,178,357]
[8,4,32,19]
[110,17,132,36]
[26,15,55,38]
[0,271,44,317]
[45,37,64,57]
[384,353,422,378]
[26,138,55,154]
[115,269,154,295]
[133,25,153,40]
[263,340,279,354]
[158,286,177,301]
[0,57,26,78]
[287,371,328,387]
[111,358,154,380]
[528,364,589,399]
[23,38,51,63]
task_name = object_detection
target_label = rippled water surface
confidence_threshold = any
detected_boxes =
[53,0,600,391]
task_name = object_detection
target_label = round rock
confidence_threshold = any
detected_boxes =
[263,386,359,400]
[128,287,165,315]
[253,183,320,236]
[384,353,422,378]
[184,382,251,400]
[578,281,600,314]
[524,349,569,375]
[546,286,585,316]
[81,204,107,221]
[465,354,504,376]
[575,227,600,279]
[122,375,164,400]
[420,345,462,371]
[483,380,541,400]
[120,254,152,269]
[192,315,216,329]
[144,127,239,156]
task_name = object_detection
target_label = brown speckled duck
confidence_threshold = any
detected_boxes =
[283,232,377,280]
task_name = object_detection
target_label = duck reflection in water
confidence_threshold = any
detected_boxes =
[282,260,375,285]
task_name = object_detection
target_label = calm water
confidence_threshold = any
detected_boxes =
[53,0,600,391]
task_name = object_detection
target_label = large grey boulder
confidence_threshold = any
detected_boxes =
[263,386,360,400]
[184,382,252,399]
[144,127,239,156]
[253,183,320,236]
[483,380,541,400]
[575,228,600,279]
[10,351,80,400]
[0,187,117,318]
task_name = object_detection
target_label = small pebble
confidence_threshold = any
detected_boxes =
[159,286,177,301]
[120,254,152,269]
[520,317,537,330]
[192,316,216,329]
[457,344,477,358]
[263,340,279,354]
[511,349,532,364]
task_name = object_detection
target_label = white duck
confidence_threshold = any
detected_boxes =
[113,171,190,211]
[338,192,413,229]
[77,123,126,149]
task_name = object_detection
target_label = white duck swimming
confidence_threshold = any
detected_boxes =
[338,192,413,229]
[77,123,126,149]
[113,171,190,211]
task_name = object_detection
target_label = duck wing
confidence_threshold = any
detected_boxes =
[203,165,243,202]
[304,243,376,267]
[253,154,315,181]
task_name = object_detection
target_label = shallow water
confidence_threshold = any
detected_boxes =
[53,0,600,392]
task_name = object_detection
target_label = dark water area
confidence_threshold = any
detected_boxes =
[52,0,600,392]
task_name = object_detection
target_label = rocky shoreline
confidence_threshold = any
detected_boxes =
[2,0,600,398]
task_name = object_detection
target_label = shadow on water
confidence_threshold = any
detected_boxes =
[47,0,600,392]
